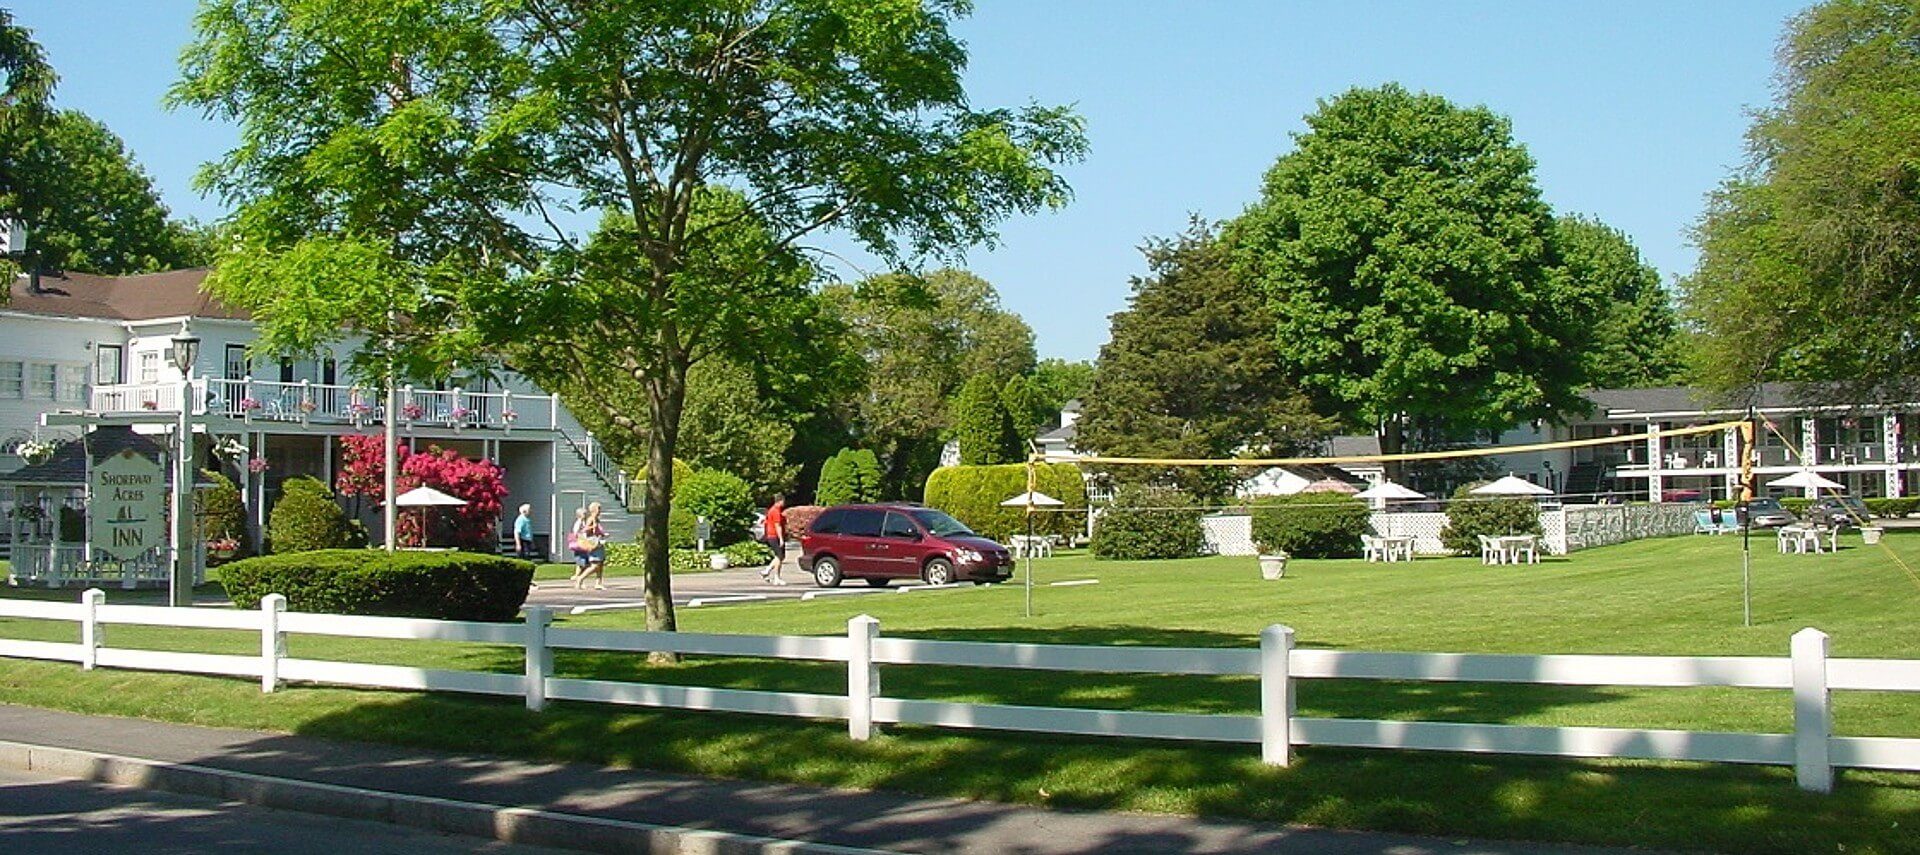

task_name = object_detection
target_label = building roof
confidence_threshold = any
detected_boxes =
[5,269,245,323]
[1036,421,1077,444]
[1326,434,1382,459]
[1582,383,1837,419]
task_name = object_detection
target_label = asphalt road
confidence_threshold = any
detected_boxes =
[0,767,567,854]
[525,560,1021,613]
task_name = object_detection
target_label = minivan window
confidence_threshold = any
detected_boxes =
[908,509,974,537]
[841,508,884,537]
[810,509,844,535]
[882,512,919,540]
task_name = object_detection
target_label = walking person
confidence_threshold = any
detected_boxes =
[569,504,609,590]
[761,494,787,585]
[513,504,537,560]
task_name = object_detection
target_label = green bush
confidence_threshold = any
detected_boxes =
[1865,497,1918,518]
[721,539,774,567]
[58,506,85,543]
[668,506,697,548]
[954,373,1021,465]
[604,542,725,573]
[673,469,755,545]
[1440,490,1542,555]
[923,462,1087,541]
[197,470,251,561]
[1781,498,1812,515]
[1090,485,1206,560]
[816,448,882,506]
[219,549,533,621]
[784,504,825,536]
[1251,494,1371,558]
[267,476,353,554]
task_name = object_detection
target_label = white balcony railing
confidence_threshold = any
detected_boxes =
[88,379,558,432]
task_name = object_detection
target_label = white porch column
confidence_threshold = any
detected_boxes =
[1646,422,1663,501]
[1800,417,1820,497]
[1884,414,1902,497]
[1722,426,1740,500]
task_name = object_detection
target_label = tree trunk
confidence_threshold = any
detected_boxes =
[1378,418,1405,486]
[641,355,687,662]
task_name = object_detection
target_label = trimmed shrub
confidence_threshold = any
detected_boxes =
[668,506,697,548]
[783,504,825,537]
[1251,494,1371,558]
[604,543,729,573]
[922,462,1088,541]
[219,549,533,621]
[816,448,882,506]
[1440,490,1542,555]
[673,469,755,545]
[268,476,353,554]
[1865,497,1918,518]
[721,539,774,567]
[1090,485,1206,560]
[197,469,251,562]
[1781,498,1812,515]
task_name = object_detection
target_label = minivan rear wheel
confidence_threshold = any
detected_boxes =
[812,556,843,588]
[923,558,954,586]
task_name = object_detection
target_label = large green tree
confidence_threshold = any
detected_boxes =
[821,268,1038,494]
[1227,84,1603,476]
[954,372,1020,465]
[1029,357,1094,416]
[1078,220,1331,499]
[176,0,1083,638]
[1553,215,1684,389]
[1685,0,1920,403]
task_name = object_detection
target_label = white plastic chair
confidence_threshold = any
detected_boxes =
[1477,535,1500,565]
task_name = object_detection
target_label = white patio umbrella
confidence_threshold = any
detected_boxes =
[389,486,467,547]
[1300,478,1360,494]
[1002,490,1066,618]
[1765,470,1846,492]
[1355,481,1425,500]
[999,491,1066,507]
[1470,474,1555,496]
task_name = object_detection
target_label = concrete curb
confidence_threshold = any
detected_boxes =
[0,739,894,855]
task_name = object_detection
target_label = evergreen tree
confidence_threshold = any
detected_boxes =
[955,374,1021,465]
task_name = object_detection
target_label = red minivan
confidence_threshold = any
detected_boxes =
[798,504,1014,587]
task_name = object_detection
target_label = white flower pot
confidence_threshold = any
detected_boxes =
[1862,526,1884,545]
[1259,554,1288,580]
[708,553,730,570]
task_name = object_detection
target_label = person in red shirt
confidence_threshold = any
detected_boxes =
[761,495,787,585]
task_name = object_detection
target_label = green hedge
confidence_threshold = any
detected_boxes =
[1250,494,1371,558]
[721,539,774,567]
[219,549,533,621]
[1440,492,1542,555]
[923,462,1087,541]
[603,543,723,573]
[1782,498,1812,515]
[1867,497,1918,518]
[1090,485,1206,560]
[674,469,755,545]
[268,476,354,554]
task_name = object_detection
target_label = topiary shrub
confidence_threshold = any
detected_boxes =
[1090,485,1205,560]
[816,448,882,506]
[1440,489,1542,554]
[1865,497,1917,518]
[1251,493,1371,558]
[268,476,353,554]
[922,462,1087,541]
[673,469,755,545]
[783,504,825,537]
[197,469,251,562]
[218,549,534,620]
[668,505,697,548]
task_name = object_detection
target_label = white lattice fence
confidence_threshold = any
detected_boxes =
[1201,514,1255,556]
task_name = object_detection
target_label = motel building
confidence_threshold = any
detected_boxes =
[0,269,635,588]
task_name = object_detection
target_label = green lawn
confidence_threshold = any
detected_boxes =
[3,533,1919,853]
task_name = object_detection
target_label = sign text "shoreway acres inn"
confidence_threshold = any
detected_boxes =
[91,449,166,561]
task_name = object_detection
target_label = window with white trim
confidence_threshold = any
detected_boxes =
[138,351,160,385]
[0,361,20,398]
[57,365,87,403]
[27,363,55,399]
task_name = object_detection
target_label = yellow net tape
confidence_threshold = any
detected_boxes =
[1039,420,1749,467]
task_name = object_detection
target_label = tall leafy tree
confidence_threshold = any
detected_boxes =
[815,447,881,506]
[1078,220,1331,499]
[1553,215,1684,389]
[1685,0,1920,403]
[999,374,1047,441]
[675,357,801,501]
[1227,84,1603,477]
[822,268,1038,494]
[175,0,1084,638]
[1029,357,1095,416]
[954,372,1020,465]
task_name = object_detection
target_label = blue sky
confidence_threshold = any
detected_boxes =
[13,1,1810,361]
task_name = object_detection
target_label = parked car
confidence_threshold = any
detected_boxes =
[1734,497,1798,529]
[1804,496,1874,528]
[799,504,1014,587]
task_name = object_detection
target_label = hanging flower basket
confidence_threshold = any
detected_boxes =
[16,439,57,465]
[247,457,270,474]
[402,403,425,421]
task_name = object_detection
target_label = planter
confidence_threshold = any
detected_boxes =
[1862,526,1885,545]
[1258,553,1288,580]
[708,553,730,571]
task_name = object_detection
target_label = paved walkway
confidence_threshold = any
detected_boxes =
[0,705,1638,855]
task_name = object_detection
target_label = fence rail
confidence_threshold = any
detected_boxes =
[0,592,1915,794]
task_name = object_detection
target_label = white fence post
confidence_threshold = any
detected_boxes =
[1261,624,1294,766]
[1792,627,1833,793]
[260,594,286,693]
[524,606,552,712]
[847,614,879,741]
[80,588,104,671]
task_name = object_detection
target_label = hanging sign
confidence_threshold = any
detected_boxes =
[91,448,166,560]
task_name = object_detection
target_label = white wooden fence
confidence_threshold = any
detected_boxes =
[2,591,1917,794]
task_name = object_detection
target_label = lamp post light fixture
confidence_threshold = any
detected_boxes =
[169,321,201,607]
[1541,459,1556,496]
